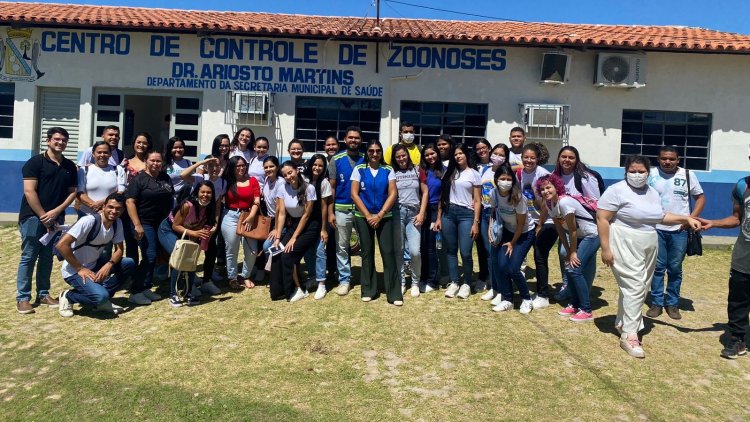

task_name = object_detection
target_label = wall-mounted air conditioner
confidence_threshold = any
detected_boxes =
[527,105,563,128]
[234,91,269,114]
[540,52,570,84]
[225,91,273,127]
[594,53,647,88]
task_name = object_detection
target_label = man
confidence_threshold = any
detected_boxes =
[328,127,365,295]
[508,126,526,171]
[699,146,750,359]
[78,125,123,167]
[384,121,421,166]
[57,193,135,317]
[16,127,78,314]
[646,146,705,319]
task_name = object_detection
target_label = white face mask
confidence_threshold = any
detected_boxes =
[497,180,513,192]
[198,198,211,207]
[490,154,506,166]
[401,133,415,144]
[626,172,648,188]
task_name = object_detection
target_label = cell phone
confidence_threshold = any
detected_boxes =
[268,243,284,256]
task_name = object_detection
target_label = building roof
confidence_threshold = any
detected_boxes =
[2,2,750,53]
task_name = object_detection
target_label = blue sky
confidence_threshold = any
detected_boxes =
[19,0,750,34]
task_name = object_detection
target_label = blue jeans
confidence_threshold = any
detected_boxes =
[158,219,199,298]
[420,204,439,288]
[64,256,135,306]
[563,235,600,313]
[494,228,535,301]
[303,237,329,284]
[334,209,355,285]
[441,205,475,286]
[651,229,688,307]
[131,221,159,293]
[16,217,56,302]
[558,242,597,298]
[220,209,258,280]
[397,204,422,284]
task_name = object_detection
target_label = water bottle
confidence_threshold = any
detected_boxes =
[436,231,442,250]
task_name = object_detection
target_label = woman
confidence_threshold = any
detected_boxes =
[518,143,555,309]
[247,136,270,187]
[436,134,454,168]
[77,140,126,216]
[552,146,603,301]
[436,144,481,300]
[324,136,340,161]
[351,141,401,305]
[229,127,255,162]
[120,132,152,262]
[158,181,217,307]
[210,134,231,175]
[474,138,494,292]
[163,137,192,197]
[597,155,702,358]
[489,164,536,313]
[253,156,282,283]
[303,154,333,300]
[288,139,306,173]
[419,144,444,293]
[269,161,319,302]
[537,173,599,322]
[125,151,174,305]
[392,144,428,297]
[481,143,510,301]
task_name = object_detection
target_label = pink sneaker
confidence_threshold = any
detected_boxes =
[558,305,577,316]
[570,310,594,322]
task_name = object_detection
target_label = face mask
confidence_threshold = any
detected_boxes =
[497,180,513,192]
[626,173,648,188]
[490,154,506,166]
[401,133,415,143]
[198,198,211,207]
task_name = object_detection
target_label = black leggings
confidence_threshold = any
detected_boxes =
[533,223,558,298]
[269,218,322,301]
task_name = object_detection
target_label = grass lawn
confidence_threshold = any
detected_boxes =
[0,225,748,421]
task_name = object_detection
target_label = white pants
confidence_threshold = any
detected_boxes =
[610,224,658,336]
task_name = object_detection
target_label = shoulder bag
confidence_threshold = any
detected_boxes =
[685,168,703,256]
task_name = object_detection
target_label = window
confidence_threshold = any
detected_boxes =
[0,83,14,138]
[621,110,711,170]
[400,101,488,147]
[295,97,382,153]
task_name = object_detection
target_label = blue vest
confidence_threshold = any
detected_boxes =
[333,151,365,209]
[354,164,393,218]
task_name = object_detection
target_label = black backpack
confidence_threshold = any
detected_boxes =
[574,170,607,197]
[53,214,118,261]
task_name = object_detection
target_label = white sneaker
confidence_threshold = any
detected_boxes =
[475,280,486,292]
[410,285,420,297]
[457,284,471,299]
[491,293,504,306]
[314,284,327,300]
[362,296,372,302]
[289,288,308,303]
[531,295,549,309]
[519,299,534,314]
[393,300,404,306]
[93,300,124,314]
[424,284,436,293]
[336,284,350,296]
[128,292,152,305]
[201,281,221,295]
[58,290,73,318]
[444,283,460,298]
[481,289,496,301]
[142,290,162,301]
[190,285,203,298]
[492,300,513,312]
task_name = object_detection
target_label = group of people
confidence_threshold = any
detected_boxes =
[14,122,750,360]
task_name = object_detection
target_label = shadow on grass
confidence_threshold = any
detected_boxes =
[594,314,725,339]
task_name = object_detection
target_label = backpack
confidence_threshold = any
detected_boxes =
[573,170,607,197]
[53,214,118,261]
[733,176,750,222]
[562,193,598,221]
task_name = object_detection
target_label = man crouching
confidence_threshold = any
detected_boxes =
[56,193,135,317]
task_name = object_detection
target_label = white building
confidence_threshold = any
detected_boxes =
[0,2,748,235]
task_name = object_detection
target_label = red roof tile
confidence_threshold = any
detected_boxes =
[1,2,750,53]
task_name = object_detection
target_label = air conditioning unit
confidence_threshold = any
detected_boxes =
[233,91,269,114]
[594,53,647,88]
[527,105,563,128]
[540,52,570,84]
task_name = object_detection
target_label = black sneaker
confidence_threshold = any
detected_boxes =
[186,296,200,307]
[721,336,748,359]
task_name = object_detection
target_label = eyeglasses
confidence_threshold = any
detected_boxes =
[368,149,382,154]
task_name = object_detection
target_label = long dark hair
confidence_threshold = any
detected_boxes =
[128,132,152,159]
[553,145,596,188]
[281,160,309,209]
[211,134,230,160]
[420,143,443,179]
[391,144,414,171]
[171,180,217,227]
[440,143,474,207]
[494,163,522,206]
[223,156,248,197]
[163,136,185,168]
[263,155,280,181]
[303,154,328,199]
[473,138,492,165]
[366,139,385,166]
[231,127,255,151]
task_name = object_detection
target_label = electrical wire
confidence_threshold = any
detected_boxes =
[384,0,527,22]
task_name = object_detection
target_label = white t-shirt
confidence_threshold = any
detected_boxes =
[478,164,495,208]
[229,147,254,163]
[491,191,534,234]
[560,172,601,199]
[61,215,124,278]
[349,167,397,183]
[508,150,523,170]
[648,167,703,231]
[548,196,598,238]
[394,168,421,207]
[166,159,192,195]
[279,182,317,218]
[77,165,126,215]
[263,178,282,218]
[519,166,550,223]
[597,180,666,232]
[320,178,333,199]
[247,155,267,188]
[449,168,481,210]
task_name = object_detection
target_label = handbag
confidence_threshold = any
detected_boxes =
[236,210,272,241]
[685,168,703,256]
[169,231,200,272]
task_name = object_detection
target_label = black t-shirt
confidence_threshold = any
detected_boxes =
[19,152,78,223]
[125,170,174,226]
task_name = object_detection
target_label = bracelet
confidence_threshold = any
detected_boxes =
[107,260,115,265]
